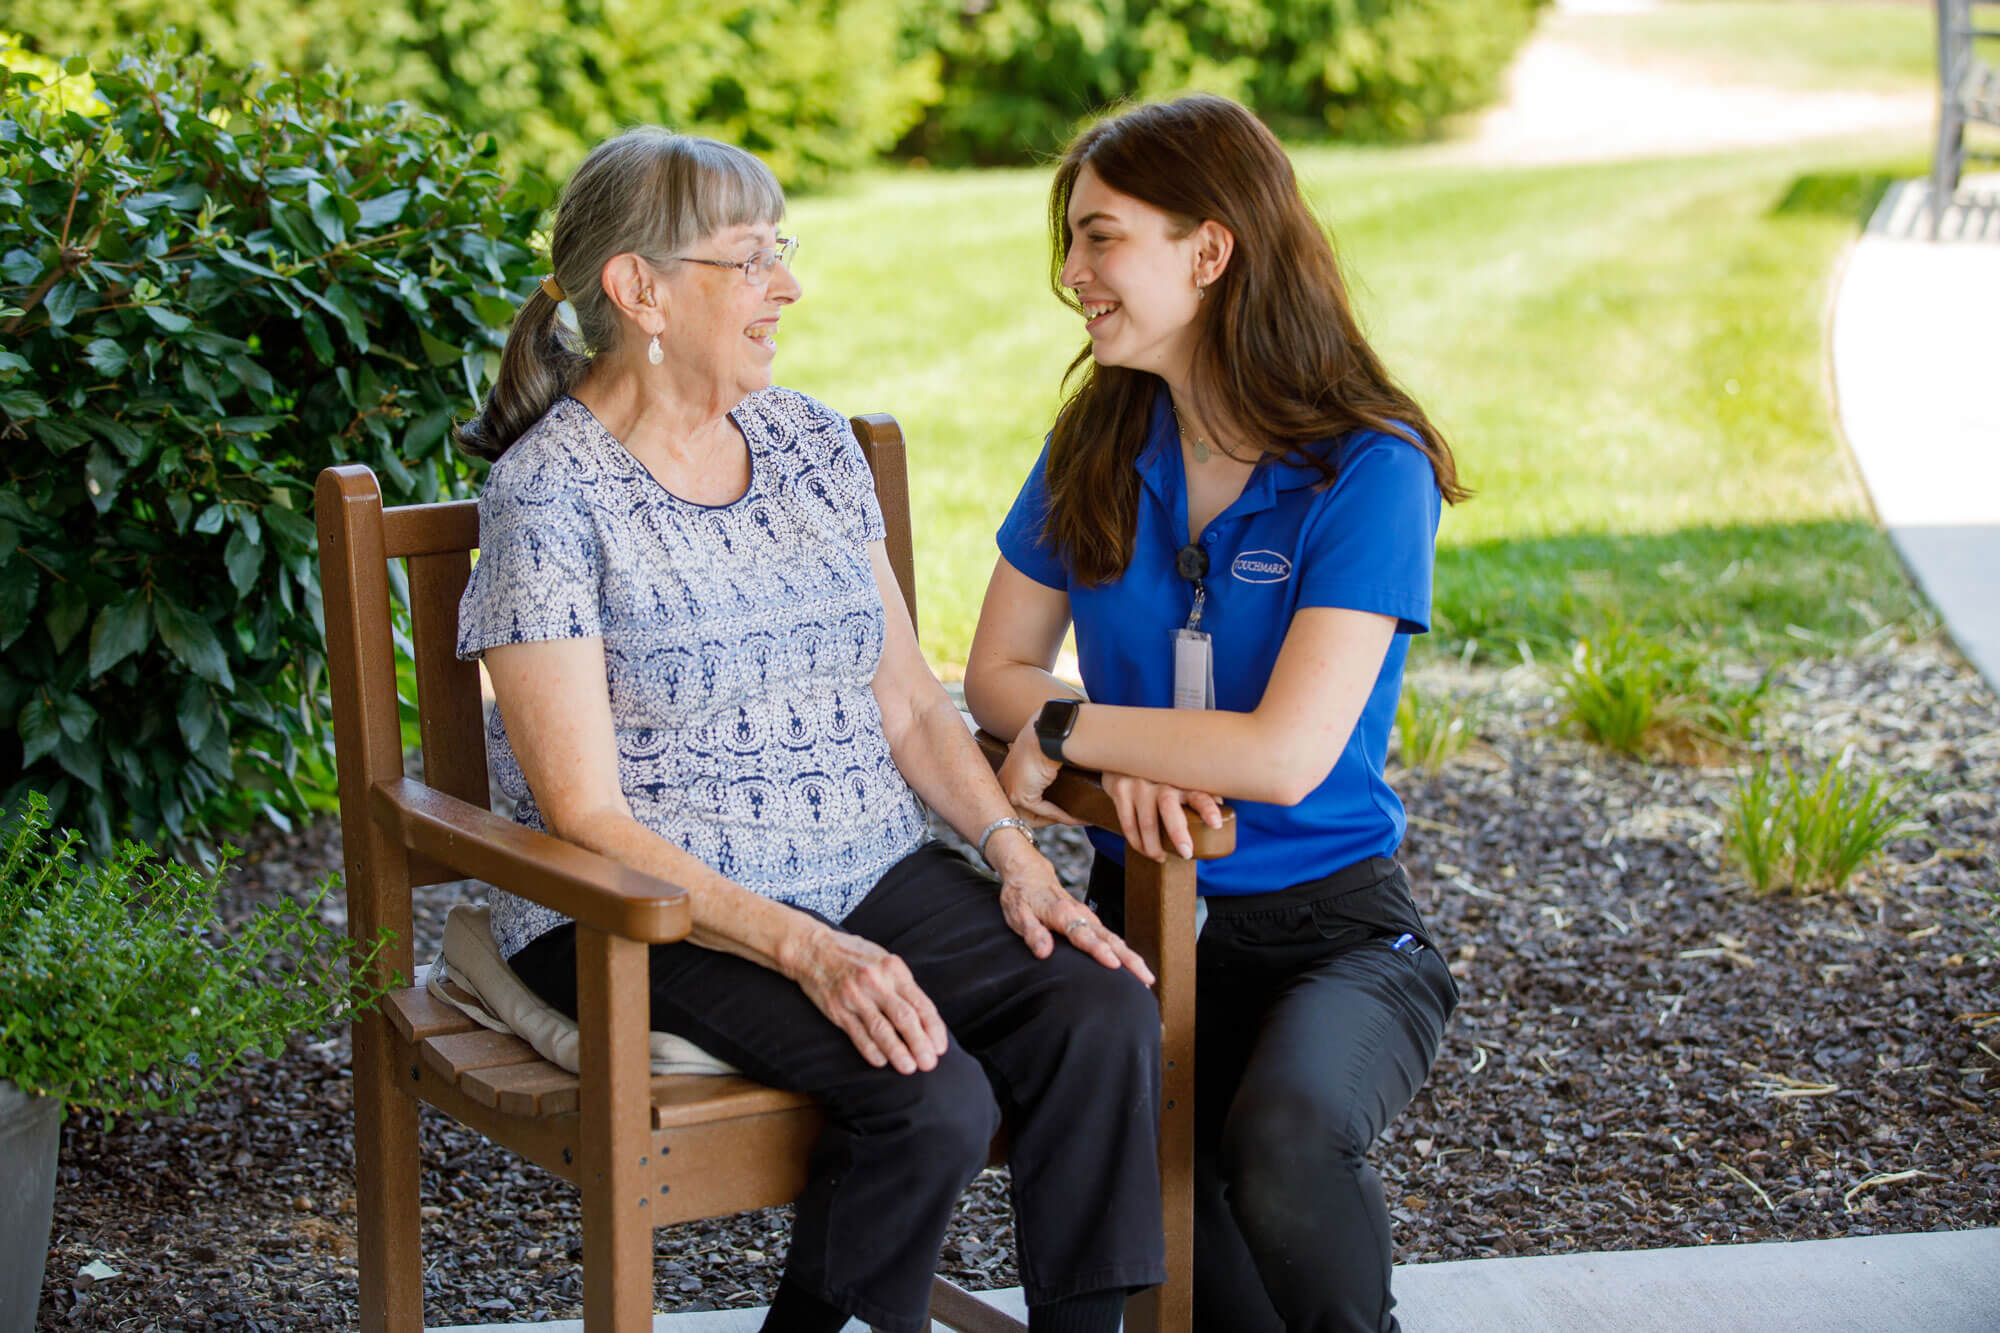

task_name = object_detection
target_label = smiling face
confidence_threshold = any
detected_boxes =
[1059,165,1209,382]
[658,220,800,405]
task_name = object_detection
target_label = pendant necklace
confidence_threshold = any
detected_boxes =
[1172,403,1211,464]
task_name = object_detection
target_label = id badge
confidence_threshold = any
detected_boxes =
[1173,627,1214,710]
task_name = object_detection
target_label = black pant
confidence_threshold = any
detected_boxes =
[509,842,1166,1333]
[1090,855,1457,1333]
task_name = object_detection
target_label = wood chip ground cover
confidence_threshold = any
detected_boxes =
[37,644,1998,1330]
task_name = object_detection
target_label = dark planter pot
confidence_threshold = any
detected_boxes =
[0,1079,62,1333]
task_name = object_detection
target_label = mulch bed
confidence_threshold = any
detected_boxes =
[37,642,1999,1330]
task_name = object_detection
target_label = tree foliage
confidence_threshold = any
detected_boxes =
[0,45,540,852]
[4,0,941,187]
[903,0,1549,164]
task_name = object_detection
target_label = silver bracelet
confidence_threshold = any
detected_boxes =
[977,816,1033,865]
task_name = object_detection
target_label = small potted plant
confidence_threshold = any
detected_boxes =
[0,793,391,1328]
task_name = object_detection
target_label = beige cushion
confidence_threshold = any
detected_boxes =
[427,904,736,1077]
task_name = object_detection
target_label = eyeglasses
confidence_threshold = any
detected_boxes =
[675,236,799,286]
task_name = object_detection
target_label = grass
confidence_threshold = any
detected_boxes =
[1555,3,1940,93]
[1394,686,1486,777]
[1725,752,1922,894]
[776,8,1938,676]
[1555,621,1769,762]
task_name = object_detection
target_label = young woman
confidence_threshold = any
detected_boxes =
[965,95,1467,1333]
[455,128,1163,1333]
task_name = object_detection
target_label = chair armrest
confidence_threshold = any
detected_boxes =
[972,731,1236,860]
[369,778,692,944]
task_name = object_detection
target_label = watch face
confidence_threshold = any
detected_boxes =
[1037,698,1080,740]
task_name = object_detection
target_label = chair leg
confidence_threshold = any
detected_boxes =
[1122,854,1198,1333]
[353,1011,424,1333]
[577,927,656,1332]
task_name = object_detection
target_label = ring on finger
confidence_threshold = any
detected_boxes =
[1064,917,1090,936]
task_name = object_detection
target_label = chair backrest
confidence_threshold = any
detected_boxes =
[315,412,919,971]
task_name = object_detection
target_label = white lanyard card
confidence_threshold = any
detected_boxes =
[1173,583,1214,711]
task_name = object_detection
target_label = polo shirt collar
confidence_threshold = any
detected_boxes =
[1135,383,1334,527]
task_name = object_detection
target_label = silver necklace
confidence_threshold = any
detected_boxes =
[1171,403,1211,464]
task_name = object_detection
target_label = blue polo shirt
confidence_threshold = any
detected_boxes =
[995,387,1439,896]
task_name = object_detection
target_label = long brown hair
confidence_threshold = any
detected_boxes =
[1043,95,1467,585]
[455,130,784,460]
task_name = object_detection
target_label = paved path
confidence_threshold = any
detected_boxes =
[1831,173,2000,691]
[1442,0,1931,166]
[430,1228,2000,1332]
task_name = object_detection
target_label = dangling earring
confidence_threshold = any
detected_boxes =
[1195,278,1208,302]
[647,333,664,366]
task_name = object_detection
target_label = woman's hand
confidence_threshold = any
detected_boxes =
[987,832,1155,986]
[787,926,950,1075]
[1103,771,1225,863]
[999,717,1089,828]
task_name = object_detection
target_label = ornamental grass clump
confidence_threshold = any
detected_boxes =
[1394,685,1485,777]
[0,42,544,854]
[1556,623,1769,764]
[1724,753,1922,896]
[0,792,392,1117]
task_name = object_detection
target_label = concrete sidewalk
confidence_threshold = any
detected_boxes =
[1830,173,2000,693]
[429,1228,2000,1332]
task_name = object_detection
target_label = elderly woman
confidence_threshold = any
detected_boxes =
[452,129,1163,1333]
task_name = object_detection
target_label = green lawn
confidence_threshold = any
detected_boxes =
[780,134,1932,674]
[1558,2,1940,93]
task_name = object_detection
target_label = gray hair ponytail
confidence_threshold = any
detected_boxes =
[455,129,785,461]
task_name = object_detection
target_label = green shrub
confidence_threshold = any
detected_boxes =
[0,44,541,853]
[0,792,392,1117]
[4,0,939,187]
[1724,754,1921,896]
[1394,685,1484,777]
[1556,623,1768,763]
[904,0,1547,165]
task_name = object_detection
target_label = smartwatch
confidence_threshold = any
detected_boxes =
[1035,698,1082,763]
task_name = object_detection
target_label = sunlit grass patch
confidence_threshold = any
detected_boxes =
[1555,621,1770,763]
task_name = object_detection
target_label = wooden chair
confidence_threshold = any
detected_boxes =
[314,412,1234,1333]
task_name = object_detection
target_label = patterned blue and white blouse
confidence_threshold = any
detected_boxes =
[456,387,930,961]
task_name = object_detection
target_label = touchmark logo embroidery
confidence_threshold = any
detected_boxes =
[1230,550,1292,584]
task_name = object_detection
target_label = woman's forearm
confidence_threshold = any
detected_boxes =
[964,657,1083,742]
[554,805,828,977]
[887,686,1024,851]
[1060,703,1328,806]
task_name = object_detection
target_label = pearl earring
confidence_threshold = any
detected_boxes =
[647,333,664,366]
[1195,281,1207,302]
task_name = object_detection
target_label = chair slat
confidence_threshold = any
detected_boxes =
[651,1075,817,1131]
[462,1060,581,1118]
[420,1028,544,1083]
[380,500,479,560]
[383,986,482,1045]
[407,547,490,817]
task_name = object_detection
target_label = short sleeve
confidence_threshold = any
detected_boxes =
[995,441,1069,591]
[456,451,604,659]
[1294,433,1440,634]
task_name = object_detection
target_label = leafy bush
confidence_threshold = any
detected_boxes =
[4,0,939,187]
[1556,623,1768,764]
[1724,753,1920,896]
[0,44,540,852]
[0,792,391,1116]
[903,0,1548,165]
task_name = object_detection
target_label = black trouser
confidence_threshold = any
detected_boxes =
[1090,855,1457,1333]
[510,842,1166,1333]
